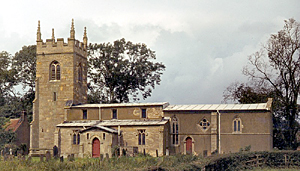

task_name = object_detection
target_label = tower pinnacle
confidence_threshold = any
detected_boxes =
[52,28,55,43]
[37,20,42,42]
[83,27,88,49]
[70,19,75,39]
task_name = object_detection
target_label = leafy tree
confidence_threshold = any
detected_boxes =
[88,38,165,103]
[12,45,36,93]
[224,18,300,149]
[0,51,17,98]
[0,117,16,150]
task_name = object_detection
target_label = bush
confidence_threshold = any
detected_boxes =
[205,151,300,171]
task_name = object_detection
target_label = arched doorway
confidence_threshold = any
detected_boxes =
[92,138,100,158]
[186,137,192,155]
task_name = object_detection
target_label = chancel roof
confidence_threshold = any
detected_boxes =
[164,102,271,111]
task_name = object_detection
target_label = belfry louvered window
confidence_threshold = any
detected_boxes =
[50,61,60,80]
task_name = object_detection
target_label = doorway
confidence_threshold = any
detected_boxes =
[186,137,192,155]
[92,138,100,158]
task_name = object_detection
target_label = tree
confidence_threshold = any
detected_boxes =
[225,18,300,149]
[12,45,36,93]
[0,117,16,150]
[88,38,165,103]
[12,45,36,120]
[0,51,17,98]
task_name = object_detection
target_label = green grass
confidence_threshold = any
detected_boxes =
[0,154,207,171]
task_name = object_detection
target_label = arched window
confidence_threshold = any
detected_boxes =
[172,116,179,145]
[72,132,80,145]
[50,61,60,80]
[138,129,146,145]
[73,133,77,144]
[78,63,83,82]
[233,117,242,133]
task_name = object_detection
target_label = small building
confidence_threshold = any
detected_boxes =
[5,112,30,153]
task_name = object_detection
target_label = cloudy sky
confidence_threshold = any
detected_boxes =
[0,0,299,104]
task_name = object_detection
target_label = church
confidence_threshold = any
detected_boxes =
[30,20,273,158]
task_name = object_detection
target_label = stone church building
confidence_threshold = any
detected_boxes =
[30,21,273,158]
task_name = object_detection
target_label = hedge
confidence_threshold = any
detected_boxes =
[205,151,300,171]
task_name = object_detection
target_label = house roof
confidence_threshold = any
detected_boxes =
[164,99,272,112]
[5,118,22,132]
[70,102,170,109]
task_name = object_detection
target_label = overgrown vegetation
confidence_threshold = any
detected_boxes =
[1,151,300,171]
[0,154,206,171]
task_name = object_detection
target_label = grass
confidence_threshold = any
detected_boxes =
[0,154,207,171]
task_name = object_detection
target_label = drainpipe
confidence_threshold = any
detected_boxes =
[217,110,221,154]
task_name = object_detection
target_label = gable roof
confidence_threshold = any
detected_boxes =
[80,125,118,134]
[5,118,22,132]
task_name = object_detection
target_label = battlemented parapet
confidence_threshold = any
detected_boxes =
[36,20,88,57]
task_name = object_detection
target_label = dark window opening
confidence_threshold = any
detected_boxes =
[199,118,210,130]
[83,110,87,119]
[53,92,57,101]
[112,109,117,119]
[73,134,77,144]
[73,133,80,145]
[172,116,179,145]
[103,133,106,140]
[141,109,147,118]
[50,61,60,81]
[138,130,146,145]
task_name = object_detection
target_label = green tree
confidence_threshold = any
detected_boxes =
[11,45,36,120]
[12,45,36,94]
[224,18,300,149]
[0,117,16,150]
[0,51,17,98]
[88,38,165,103]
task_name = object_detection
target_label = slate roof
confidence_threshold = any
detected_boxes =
[70,102,169,108]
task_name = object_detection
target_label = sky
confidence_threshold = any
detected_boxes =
[0,0,299,104]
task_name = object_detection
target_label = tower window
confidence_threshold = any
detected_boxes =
[141,109,147,118]
[53,92,57,101]
[50,61,60,80]
[78,63,83,82]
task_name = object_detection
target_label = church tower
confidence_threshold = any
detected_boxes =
[30,20,88,153]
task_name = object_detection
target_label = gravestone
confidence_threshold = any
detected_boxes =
[45,151,51,161]
[40,155,44,162]
[53,145,58,158]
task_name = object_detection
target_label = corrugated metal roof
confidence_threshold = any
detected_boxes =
[71,102,169,108]
[164,103,269,111]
